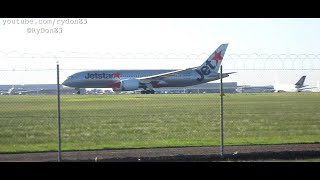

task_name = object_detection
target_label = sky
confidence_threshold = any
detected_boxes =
[0,18,320,87]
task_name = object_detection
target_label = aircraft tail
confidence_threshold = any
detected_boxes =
[197,43,228,73]
[295,76,306,87]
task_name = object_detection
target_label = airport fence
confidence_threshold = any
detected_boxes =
[0,52,320,158]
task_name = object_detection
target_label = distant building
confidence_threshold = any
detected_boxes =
[0,82,238,95]
[236,85,275,93]
[154,82,237,94]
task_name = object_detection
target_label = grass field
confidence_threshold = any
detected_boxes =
[0,93,319,153]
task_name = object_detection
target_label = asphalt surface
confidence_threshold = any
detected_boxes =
[0,143,319,162]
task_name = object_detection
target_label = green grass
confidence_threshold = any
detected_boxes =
[0,93,319,152]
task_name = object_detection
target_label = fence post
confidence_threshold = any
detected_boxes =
[57,62,62,162]
[220,65,224,158]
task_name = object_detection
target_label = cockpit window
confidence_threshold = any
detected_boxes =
[68,76,73,79]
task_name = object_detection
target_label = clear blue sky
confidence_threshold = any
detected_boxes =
[0,18,320,86]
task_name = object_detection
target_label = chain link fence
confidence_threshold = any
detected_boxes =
[0,52,319,154]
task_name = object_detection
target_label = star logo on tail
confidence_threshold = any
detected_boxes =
[113,72,121,78]
[211,50,223,65]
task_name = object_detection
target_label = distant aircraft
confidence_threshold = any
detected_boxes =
[62,43,235,94]
[0,85,28,95]
[237,76,315,93]
[274,76,315,92]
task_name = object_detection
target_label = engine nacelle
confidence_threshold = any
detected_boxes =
[112,79,140,91]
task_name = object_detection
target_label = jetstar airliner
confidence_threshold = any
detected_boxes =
[62,43,235,94]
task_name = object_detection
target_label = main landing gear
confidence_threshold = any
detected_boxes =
[141,83,155,94]
[141,90,155,94]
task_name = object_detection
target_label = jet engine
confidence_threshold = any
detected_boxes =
[112,79,140,91]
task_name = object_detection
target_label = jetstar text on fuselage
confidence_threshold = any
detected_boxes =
[84,73,115,79]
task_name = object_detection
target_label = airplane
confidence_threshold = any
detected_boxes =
[0,85,29,95]
[237,76,316,93]
[62,43,236,94]
[274,76,315,92]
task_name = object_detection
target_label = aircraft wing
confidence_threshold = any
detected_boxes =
[137,67,197,82]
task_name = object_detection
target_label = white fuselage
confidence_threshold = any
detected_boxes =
[274,84,302,92]
[62,69,228,89]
